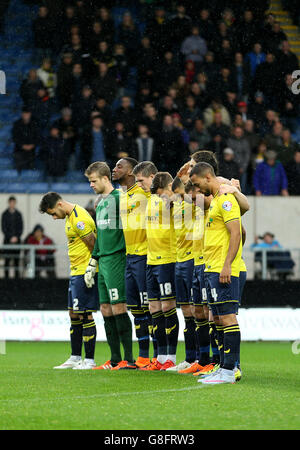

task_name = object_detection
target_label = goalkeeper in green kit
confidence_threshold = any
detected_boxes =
[84,161,135,370]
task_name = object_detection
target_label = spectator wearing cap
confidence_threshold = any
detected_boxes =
[253,150,289,196]
[219,147,240,180]
[237,101,250,123]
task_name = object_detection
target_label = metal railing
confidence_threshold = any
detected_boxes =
[0,244,299,280]
[0,244,67,279]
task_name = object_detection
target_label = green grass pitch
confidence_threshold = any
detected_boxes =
[0,341,299,430]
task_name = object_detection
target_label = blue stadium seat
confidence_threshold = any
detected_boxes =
[0,169,19,180]
[4,182,29,193]
[27,182,49,193]
[19,169,43,182]
[49,182,74,193]
[72,183,93,194]
[0,157,14,169]
[67,171,86,183]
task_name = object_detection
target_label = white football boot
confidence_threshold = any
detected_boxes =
[166,361,192,372]
[53,356,82,369]
[198,368,235,385]
[72,359,97,370]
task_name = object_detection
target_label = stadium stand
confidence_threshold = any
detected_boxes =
[0,0,300,194]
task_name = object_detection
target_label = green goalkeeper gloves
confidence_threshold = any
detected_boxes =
[84,258,98,288]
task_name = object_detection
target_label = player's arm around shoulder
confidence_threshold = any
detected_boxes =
[218,181,250,216]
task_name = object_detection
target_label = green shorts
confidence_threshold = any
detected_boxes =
[98,251,126,305]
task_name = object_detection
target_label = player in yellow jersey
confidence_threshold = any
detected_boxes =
[163,177,197,372]
[113,157,155,368]
[190,162,242,384]
[39,192,99,370]
[142,172,179,371]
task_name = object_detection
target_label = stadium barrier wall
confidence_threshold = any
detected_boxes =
[0,279,300,341]
[0,194,300,280]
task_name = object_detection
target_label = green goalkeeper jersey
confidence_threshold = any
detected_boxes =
[92,189,126,258]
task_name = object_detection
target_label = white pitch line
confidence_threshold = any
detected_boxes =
[0,385,204,406]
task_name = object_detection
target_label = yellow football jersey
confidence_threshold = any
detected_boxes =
[173,198,194,263]
[193,205,207,266]
[65,204,96,276]
[204,193,242,277]
[145,194,176,265]
[120,183,149,256]
[240,257,247,272]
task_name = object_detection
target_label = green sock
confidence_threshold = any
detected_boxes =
[114,312,134,363]
[103,315,122,365]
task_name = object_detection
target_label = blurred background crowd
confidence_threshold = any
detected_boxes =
[1,0,300,195]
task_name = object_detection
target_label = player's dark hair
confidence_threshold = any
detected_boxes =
[132,161,158,177]
[39,192,62,213]
[191,150,219,175]
[171,176,184,193]
[184,180,196,193]
[121,157,138,170]
[150,172,173,194]
[85,161,111,180]
[190,162,215,178]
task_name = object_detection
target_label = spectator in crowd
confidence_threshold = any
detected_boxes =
[113,96,137,136]
[155,114,186,176]
[30,86,52,132]
[265,21,288,54]
[251,232,282,249]
[200,51,220,85]
[167,3,192,53]
[253,150,289,196]
[189,118,210,149]
[254,52,280,109]
[36,58,57,100]
[235,9,258,54]
[108,121,133,165]
[32,5,55,61]
[244,119,260,154]
[248,91,267,131]
[265,121,284,150]
[154,50,181,95]
[231,52,251,101]
[253,139,268,169]
[80,114,107,168]
[197,8,215,42]
[227,125,251,192]
[41,124,68,178]
[277,73,300,133]
[1,196,23,279]
[145,4,169,58]
[12,109,40,172]
[117,11,141,63]
[52,107,77,164]
[207,110,231,139]
[276,40,299,80]
[56,52,74,107]
[276,128,299,167]
[204,98,231,128]
[136,35,156,89]
[142,104,161,140]
[71,85,95,131]
[180,25,207,68]
[92,96,112,131]
[97,6,115,45]
[89,21,108,55]
[19,69,45,110]
[112,43,129,93]
[219,147,240,180]
[134,124,156,162]
[24,224,56,279]
[245,42,266,78]
[90,61,118,104]
[180,94,202,130]
[285,150,300,195]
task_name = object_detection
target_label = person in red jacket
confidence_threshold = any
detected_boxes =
[24,224,56,278]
